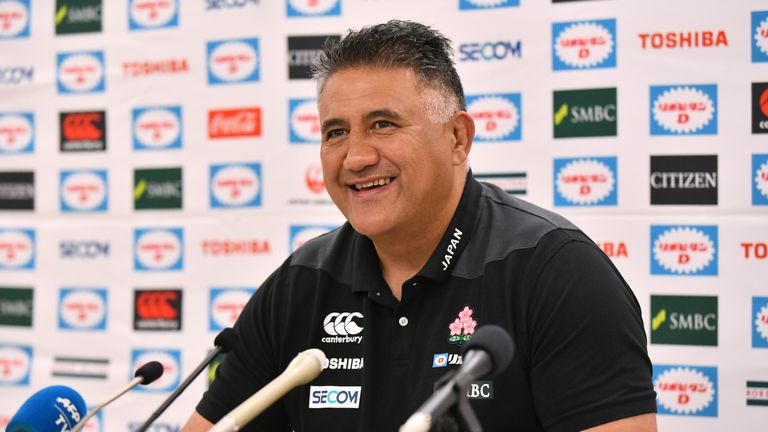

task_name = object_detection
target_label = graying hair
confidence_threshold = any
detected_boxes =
[311,20,465,123]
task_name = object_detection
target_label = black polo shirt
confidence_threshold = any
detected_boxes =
[197,174,656,431]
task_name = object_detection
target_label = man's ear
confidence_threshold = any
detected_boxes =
[450,111,474,166]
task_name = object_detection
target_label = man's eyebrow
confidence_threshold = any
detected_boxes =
[364,109,403,122]
[320,118,347,134]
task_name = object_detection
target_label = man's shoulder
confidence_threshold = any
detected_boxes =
[287,223,356,284]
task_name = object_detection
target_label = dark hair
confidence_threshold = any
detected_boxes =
[311,20,466,112]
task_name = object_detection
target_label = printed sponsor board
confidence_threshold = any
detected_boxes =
[552,19,616,70]
[650,225,718,276]
[649,155,717,205]
[466,93,522,141]
[553,88,616,138]
[650,295,717,346]
[650,84,717,135]
[553,157,617,206]
[60,169,108,212]
[286,0,340,17]
[58,288,107,331]
[653,365,717,417]
[56,0,101,34]
[0,112,34,154]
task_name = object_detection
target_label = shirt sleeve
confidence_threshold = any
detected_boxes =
[195,266,291,431]
[525,238,657,432]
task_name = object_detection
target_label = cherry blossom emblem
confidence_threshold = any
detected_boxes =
[448,306,478,345]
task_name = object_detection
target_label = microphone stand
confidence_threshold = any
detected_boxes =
[429,370,482,432]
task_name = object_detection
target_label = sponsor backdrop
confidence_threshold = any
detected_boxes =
[0,0,766,430]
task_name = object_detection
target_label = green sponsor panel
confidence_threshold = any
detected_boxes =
[134,168,183,210]
[56,0,102,35]
[0,287,33,327]
[553,87,617,138]
[650,295,717,346]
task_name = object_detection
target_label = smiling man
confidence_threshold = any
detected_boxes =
[183,21,657,432]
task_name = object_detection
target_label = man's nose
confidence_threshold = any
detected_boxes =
[343,134,379,172]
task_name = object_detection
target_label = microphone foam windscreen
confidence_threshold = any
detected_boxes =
[135,360,164,385]
[8,385,87,432]
[214,327,238,353]
[461,324,515,377]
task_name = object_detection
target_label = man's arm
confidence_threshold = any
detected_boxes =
[181,411,214,432]
[583,413,657,432]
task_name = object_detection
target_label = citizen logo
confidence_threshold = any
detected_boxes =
[287,35,340,79]
[322,312,363,344]
[650,155,717,205]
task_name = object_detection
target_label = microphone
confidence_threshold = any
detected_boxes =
[135,328,238,432]
[210,348,327,432]
[7,385,87,432]
[400,325,515,432]
[71,361,164,432]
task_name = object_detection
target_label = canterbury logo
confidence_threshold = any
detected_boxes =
[323,312,363,336]
[63,113,103,140]
[136,291,179,319]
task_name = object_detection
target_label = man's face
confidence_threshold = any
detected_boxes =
[318,67,460,240]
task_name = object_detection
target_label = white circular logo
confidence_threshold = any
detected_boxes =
[655,367,715,415]
[288,0,337,14]
[211,290,251,328]
[291,100,321,142]
[0,230,33,268]
[0,1,29,37]
[58,53,103,92]
[130,0,177,27]
[468,96,520,140]
[653,87,715,134]
[209,41,258,82]
[61,290,106,329]
[0,346,30,384]
[755,304,768,343]
[291,226,332,252]
[556,159,615,205]
[653,227,715,275]
[136,230,181,270]
[132,351,179,391]
[755,17,768,56]
[61,172,106,211]
[134,108,181,148]
[554,22,614,68]
[212,165,260,206]
[0,114,32,152]
[755,160,768,199]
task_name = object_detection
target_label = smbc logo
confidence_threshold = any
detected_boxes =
[323,312,363,336]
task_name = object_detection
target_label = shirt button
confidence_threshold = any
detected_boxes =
[398,317,409,327]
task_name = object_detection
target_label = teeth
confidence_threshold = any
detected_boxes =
[354,178,391,190]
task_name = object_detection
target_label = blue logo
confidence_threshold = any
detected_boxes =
[753,154,768,205]
[207,38,260,85]
[459,0,518,10]
[0,228,34,270]
[60,169,108,213]
[289,224,336,253]
[128,0,179,30]
[134,228,184,271]
[289,98,320,144]
[56,50,105,94]
[209,287,256,331]
[753,11,768,62]
[210,163,262,208]
[650,84,717,135]
[650,225,718,276]
[0,343,32,386]
[553,157,617,206]
[552,19,616,71]
[753,297,768,348]
[0,0,30,39]
[132,106,183,150]
[653,364,717,417]
[130,348,181,392]
[0,112,34,154]
[458,40,522,62]
[58,288,108,331]
[432,353,449,368]
[466,93,522,142]
[286,0,340,17]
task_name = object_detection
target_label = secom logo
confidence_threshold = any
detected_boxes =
[653,365,717,417]
[309,386,361,409]
[651,225,718,276]
[552,19,616,71]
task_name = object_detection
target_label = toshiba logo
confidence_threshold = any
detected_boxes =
[322,312,363,344]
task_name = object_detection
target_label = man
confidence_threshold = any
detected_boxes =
[183,21,657,431]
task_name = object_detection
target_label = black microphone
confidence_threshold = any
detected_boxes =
[400,325,515,432]
[71,361,163,432]
[135,328,238,432]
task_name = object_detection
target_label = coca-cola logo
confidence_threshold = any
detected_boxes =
[131,349,180,392]
[0,0,29,38]
[287,0,339,16]
[210,163,262,208]
[134,228,183,271]
[305,164,325,193]
[554,157,617,206]
[651,225,718,276]
[209,288,255,330]
[60,170,108,212]
[466,94,521,141]
[207,38,260,84]
[129,0,178,29]
[133,106,182,150]
[0,229,34,269]
[289,98,320,143]
[59,289,107,330]
[208,107,262,138]
[654,366,717,416]
[57,51,105,94]
[651,85,717,135]
[553,19,616,70]
[0,113,33,153]
[0,344,32,385]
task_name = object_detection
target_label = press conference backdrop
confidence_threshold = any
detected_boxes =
[0,0,766,430]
